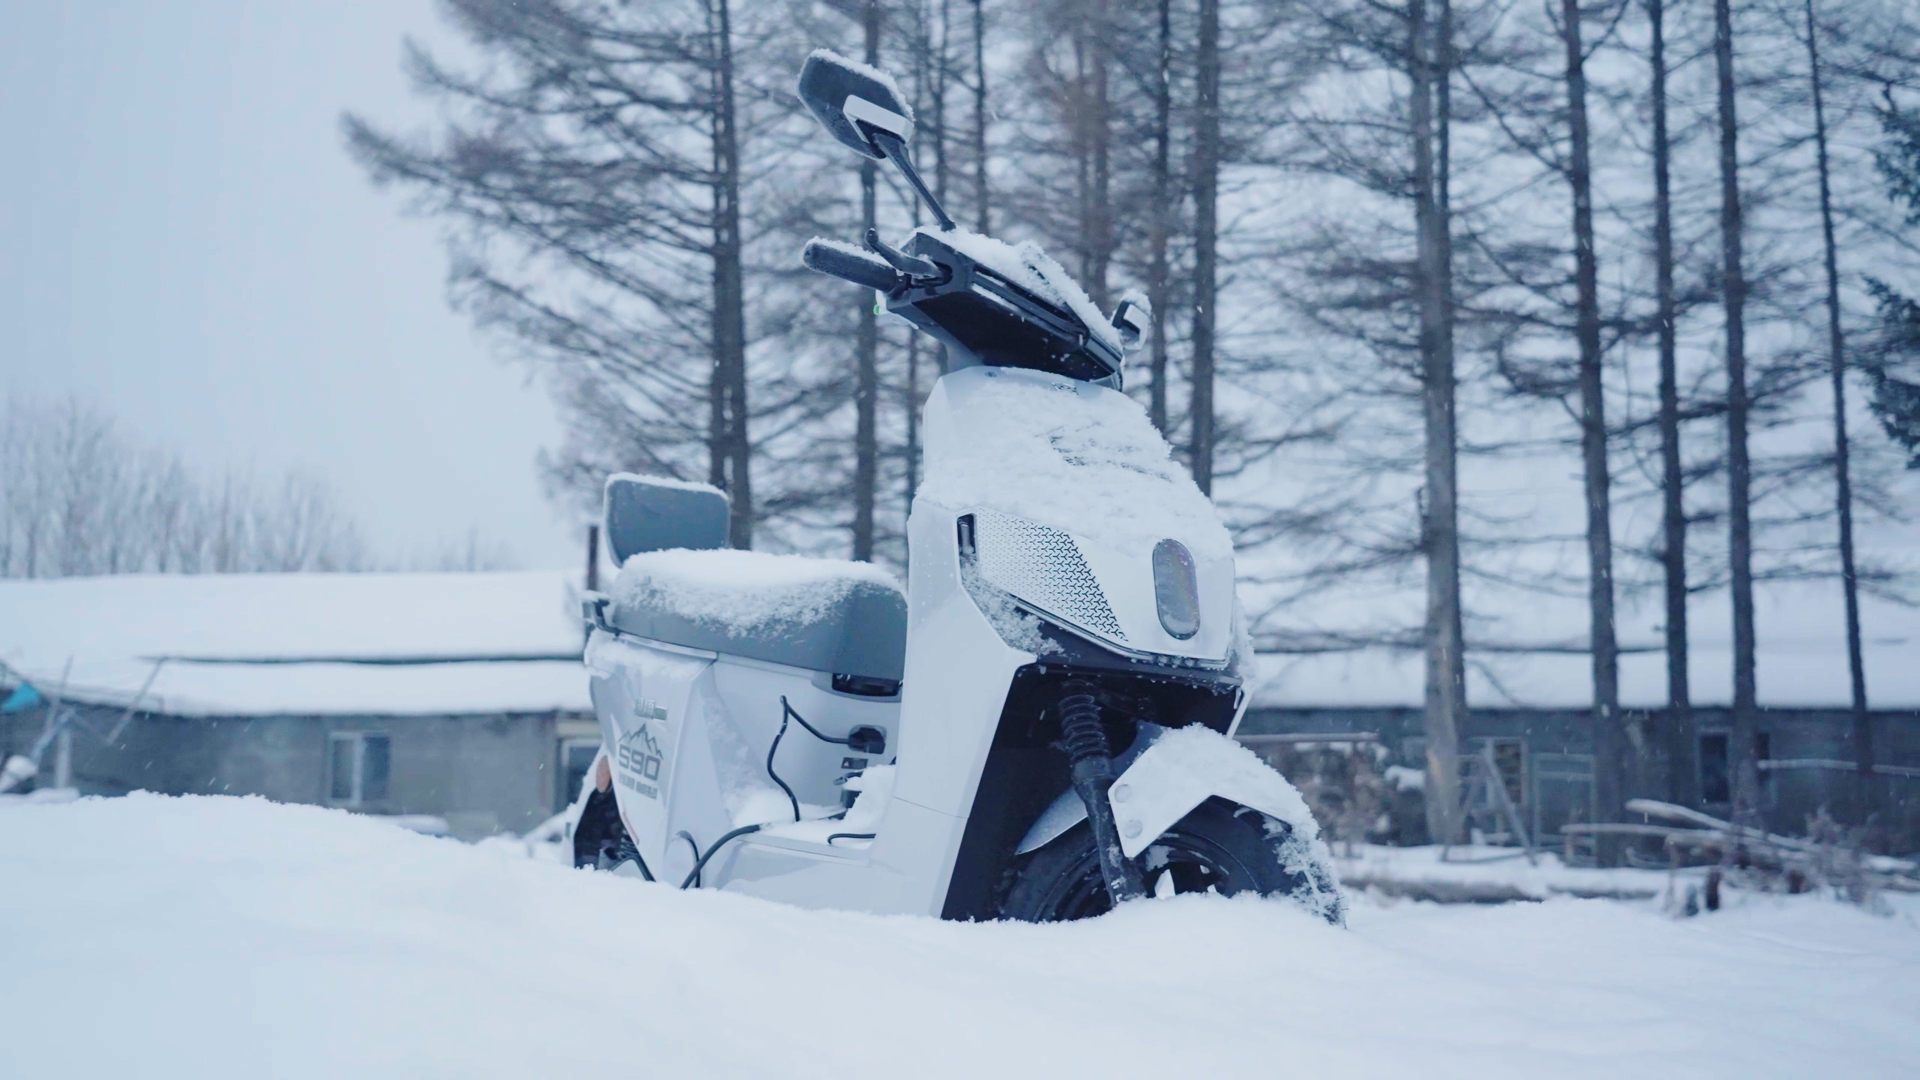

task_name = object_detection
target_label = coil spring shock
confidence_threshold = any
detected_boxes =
[1058,679,1143,904]
[1057,683,1109,765]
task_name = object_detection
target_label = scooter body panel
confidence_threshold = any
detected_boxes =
[917,366,1236,666]
[585,634,721,883]
[716,796,967,916]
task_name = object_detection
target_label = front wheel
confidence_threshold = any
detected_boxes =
[996,797,1344,924]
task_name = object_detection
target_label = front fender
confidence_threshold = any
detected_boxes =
[1016,724,1319,859]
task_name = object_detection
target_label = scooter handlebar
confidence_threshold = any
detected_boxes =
[803,239,903,294]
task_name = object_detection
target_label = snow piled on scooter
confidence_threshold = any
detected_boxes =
[608,548,901,636]
[919,226,1125,356]
[918,367,1231,563]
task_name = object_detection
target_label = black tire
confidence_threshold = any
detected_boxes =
[996,797,1343,924]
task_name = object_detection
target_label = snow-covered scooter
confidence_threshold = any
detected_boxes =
[568,50,1340,923]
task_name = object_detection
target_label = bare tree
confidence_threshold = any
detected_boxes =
[1553,0,1625,851]
[855,1,883,562]
[971,0,991,232]
[1799,0,1872,802]
[1411,0,1468,845]
[1189,0,1221,496]
[1148,0,1176,434]
[1646,0,1695,808]
[344,0,758,547]
[0,390,368,577]
[1712,0,1764,819]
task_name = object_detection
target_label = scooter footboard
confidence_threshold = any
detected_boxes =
[1017,724,1320,858]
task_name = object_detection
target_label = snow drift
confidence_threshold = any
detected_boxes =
[4,793,1916,1079]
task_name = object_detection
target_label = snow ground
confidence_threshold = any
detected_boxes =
[4,795,1918,1079]
[1332,843,1679,902]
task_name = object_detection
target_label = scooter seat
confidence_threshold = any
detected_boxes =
[605,548,907,683]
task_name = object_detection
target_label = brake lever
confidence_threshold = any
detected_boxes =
[864,229,944,282]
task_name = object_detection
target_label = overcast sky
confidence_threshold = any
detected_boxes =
[0,2,580,570]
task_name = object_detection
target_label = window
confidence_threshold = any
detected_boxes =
[1699,731,1771,805]
[1700,733,1730,803]
[328,733,391,806]
[557,738,601,814]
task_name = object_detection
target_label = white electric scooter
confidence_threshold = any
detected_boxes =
[568,50,1340,923]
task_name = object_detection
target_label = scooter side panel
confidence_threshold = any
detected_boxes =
[893,495,1031,820]
[716,796,968,917]
[706,656,900,810]
[655,664,739,886]
[584,630,716,877]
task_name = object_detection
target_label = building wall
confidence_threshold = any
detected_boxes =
[1240,705,1920,852]
[2,703,595,841]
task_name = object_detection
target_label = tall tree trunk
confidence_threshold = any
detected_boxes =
[909,0,946,502]
[1190,0,1220,495]
[1803,0,1873,808]
[934,0,950,215]
[1083,0,1113,309]
[1148,0,1173,435]
[711,0,752,548]
[1563,0,1623,859]
[1649,0,1694,807]
[971,0,990,233]
[854,2,881,562]
[1713,0,1761,818]
[1412,0,1466,845]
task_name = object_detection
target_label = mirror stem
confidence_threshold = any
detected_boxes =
[871,130,956,232]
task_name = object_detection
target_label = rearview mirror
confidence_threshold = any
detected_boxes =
[798,49,913,160]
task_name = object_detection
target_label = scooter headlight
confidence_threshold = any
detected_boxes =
[1152,539,1200,640]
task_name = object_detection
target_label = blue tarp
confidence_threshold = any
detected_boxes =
[1,682,44,714]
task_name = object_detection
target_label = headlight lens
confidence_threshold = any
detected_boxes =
[1152,539,1200,639]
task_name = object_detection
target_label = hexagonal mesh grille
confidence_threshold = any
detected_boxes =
[973,510,1126,642]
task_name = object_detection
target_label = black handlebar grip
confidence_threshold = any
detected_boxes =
[802,240,903,293]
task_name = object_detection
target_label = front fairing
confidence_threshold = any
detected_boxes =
[918,366,1237,670]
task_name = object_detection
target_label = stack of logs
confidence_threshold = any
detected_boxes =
[1564,799,1920,909]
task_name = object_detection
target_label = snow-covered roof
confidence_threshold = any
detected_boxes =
[0,572,590,716]
[1250,584,1920,711]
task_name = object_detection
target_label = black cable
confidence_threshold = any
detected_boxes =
[780,695,853,746]
[674,831,701,889]
[766,705,801,822]
[767,696,866,823]
[613,833,654,882]
[679,824,763,890]
[826,832,876,846]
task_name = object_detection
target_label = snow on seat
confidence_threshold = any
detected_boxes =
[606,548,906,683]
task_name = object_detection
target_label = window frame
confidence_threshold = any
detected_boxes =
[326,731,392,807]
[556,736,602,814]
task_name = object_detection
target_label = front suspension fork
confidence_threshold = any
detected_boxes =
[1058,680,1144,905]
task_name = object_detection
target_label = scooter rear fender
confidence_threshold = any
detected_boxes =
[1016,724,1317,859]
